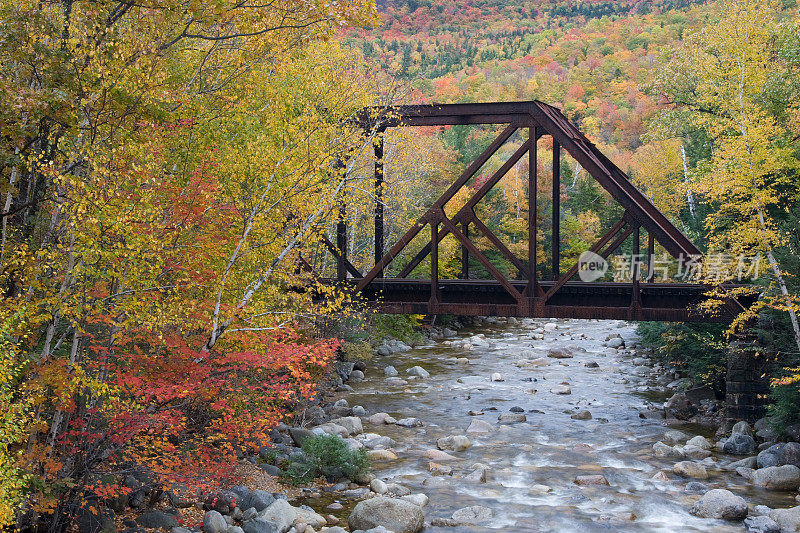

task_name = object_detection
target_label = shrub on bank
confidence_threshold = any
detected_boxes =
[637,321,728,396]
[283,435,369,484]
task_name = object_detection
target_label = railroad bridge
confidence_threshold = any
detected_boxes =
[309,101,752,323]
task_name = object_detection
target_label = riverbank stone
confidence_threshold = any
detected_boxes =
[690,489,748,520]
[752,465,800,490]
[203,511,227,533]
[758,443,800,469]
[498,413,526,424]
[664,393,697,420]
[724,433,757,455]
[744,515,781,533]
[348,497,424,533]
[770,506,800,531]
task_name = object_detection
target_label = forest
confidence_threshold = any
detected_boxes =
[1,0,800,531]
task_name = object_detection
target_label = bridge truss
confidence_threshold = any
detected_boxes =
[309,101,751,322]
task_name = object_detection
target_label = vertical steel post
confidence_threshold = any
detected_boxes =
[552,139,560,280]
[430,217,439,309]
[336,203,347,281]
[632,224,641,312]
[374,134,384,277]
[461,222,469,279]
[647,232,655,283]
[528,127,539,299]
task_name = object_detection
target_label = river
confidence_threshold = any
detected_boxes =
[325,317,794,532]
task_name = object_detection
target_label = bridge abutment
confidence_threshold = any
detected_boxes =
[725,337,770,423]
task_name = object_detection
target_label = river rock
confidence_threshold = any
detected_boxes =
[295,508,326,529]
[690,489,748,520]
[770,506,800,532]
[423,449,457,461]
[406,366,430,378]
[242,519,277,533]
[732,420,755,437]
[348,497,424,533]
[724,433,757,455]
[663,430,690,444]
[726,456,758,471]
[758,443,800,469]
[490,372,504,381]
[687,436,713,450]
[383,366,399,377]
[367,449,398,461]
[370,479,388,495]
[550,385,571,395]
[137,510,180,529]
[396,418,422,428]
[653,442,685,458]
[664,393,697,420]
[259,500,297,533]
[451,505,493,524]
[744,515,781,533]
[436,435,472,452]
[547,347,573,359]
[571,410,592,420]
[529,484,552,494]
[515,358,550,368]
[575,475,609,486]
[683,445,713,460]
[466,419,494,435]
[606,337,624,349]
[368,413,397,425]
[329,417,362,436]
[289,428,316,447]
[244,490,275,513]
[464,465,487,483]
[204,511,228,533]
[651,471,670,481]
[673,461,708,479]
[685,481,710,494]
[752,465,800,490]
[401,494,429,507]
[498,413,526,424]
[349,370,364,383]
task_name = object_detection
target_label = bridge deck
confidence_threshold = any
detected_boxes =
[320,278,749,322]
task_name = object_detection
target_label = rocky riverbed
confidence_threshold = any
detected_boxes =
[279,317,800,532]
[181,317,800,533]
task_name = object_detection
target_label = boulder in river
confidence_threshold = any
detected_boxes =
[348,497,424,533]
[672,461,708,479]
[653,441,685,458]
[329,416,362,436]
[436,435,472,452]
[690,489,747,521]
[466,419,494,434]
[498,413,526,424]
[744,515,781,533]
[752,465,800,490]
[547,347,573,359]
[550,384,571,395]
[423,449,457,461]
[723,433,757,455]
[368,412,397,425]
[570,410,592,420]
[664,393,697,421]
[757,442,800,469]
[451,505,493,524]
[396,417,423,428]
[769,506,800,532]
[575,475,609,486]
[406,366,430,378]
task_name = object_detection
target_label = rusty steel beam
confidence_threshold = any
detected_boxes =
[436,209,523,303]
[357,124,518,291]
[320,234,361,279]
[397,136,532,278]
